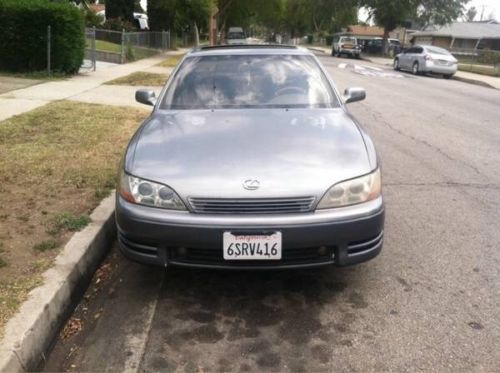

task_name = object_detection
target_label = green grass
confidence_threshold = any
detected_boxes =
[106,71,169,86]
[33,239,58,252]
[93,39,122,53]
[48,213,91,235]
[0,100,149,336]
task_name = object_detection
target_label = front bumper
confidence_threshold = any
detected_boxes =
[116,195,385,269]
[340,49,360,56]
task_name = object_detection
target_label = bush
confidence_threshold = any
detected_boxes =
[83,9,105,28]
[0,0,85,74]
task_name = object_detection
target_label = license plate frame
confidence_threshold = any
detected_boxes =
[223,232,282,260]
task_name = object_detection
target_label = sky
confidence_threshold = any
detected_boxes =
[469,0,500,21]
[358,0,500,24]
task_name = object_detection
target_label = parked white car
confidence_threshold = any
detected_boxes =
[393,45,458,78]
[331,36,361,58]
[226,27,247,45]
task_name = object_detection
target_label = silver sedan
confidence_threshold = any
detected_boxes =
[394,45,458,78]
[116,45,384,269]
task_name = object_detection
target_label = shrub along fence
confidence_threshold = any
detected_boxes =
[86,28,171,64]
[0,0,84,74]
[451,48,500,77]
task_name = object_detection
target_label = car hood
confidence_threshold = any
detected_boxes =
[127,109,372,200]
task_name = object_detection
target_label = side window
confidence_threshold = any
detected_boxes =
[415,47,423,54]
[406,48,415,54]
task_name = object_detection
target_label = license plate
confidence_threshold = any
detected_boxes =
[223,232,282,260]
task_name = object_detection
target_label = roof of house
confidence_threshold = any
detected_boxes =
[412,21,500,39]
[89,3,105,13]
[348,25,385,37]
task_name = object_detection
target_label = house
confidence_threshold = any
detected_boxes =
[410,21,500,50]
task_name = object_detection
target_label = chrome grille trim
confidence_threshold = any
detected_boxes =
[188,197,316,214]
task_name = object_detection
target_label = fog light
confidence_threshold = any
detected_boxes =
[318,246,328,256]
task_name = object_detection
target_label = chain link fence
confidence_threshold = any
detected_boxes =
[450,48,500,77]
[84,28,171,67]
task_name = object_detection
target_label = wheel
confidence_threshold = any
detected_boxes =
[443,74,453,79]
[412,61,419,75]
[393,58,400,70]
[331,48,335,57]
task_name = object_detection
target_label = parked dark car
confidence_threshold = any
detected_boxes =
[116,45,384,269]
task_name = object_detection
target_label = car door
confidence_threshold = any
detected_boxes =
[412,46,424,68]
[399,48,413,69]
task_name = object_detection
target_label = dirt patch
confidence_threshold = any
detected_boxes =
[0,75,42,94]
[0,100,148,336]
[156,54,185,68]
[105,72,169,86]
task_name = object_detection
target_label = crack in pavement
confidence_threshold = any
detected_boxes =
[367,107,486,178]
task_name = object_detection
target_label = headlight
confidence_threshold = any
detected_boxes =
[317,168,381,209]
[119,171,186,210]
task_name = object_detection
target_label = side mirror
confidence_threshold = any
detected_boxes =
[343,87,366,104]
[135,89,156,106]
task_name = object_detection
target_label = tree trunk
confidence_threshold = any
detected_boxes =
[193,22,200,47]
[383,28,390,56]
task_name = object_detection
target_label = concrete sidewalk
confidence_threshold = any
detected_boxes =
[0,50,185,121]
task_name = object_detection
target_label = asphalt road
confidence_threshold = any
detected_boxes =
[44,55,500,372]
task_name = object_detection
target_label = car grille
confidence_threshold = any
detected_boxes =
[170,247,333,267]
[188,197,316,214]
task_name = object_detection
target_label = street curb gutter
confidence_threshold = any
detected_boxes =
[452,75,495,89]
[0,193,116,372]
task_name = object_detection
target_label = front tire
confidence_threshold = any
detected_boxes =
[393,58,400,70]
[412,61,419,75]
[443,74,453,79]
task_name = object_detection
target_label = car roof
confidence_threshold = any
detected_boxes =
[188,44,312,57]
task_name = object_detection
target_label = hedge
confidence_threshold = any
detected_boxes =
[0,0,85,74]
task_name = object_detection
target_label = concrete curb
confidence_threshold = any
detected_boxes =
[452,75,496,89]
[307,47,327,54]
[0,193,116,372]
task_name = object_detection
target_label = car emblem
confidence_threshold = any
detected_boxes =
[243,179,260,190]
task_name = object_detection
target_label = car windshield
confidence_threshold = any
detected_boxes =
[425,46,451,55]
[161,54,339,110]
[341,37,356,43]
[228,32,245,39]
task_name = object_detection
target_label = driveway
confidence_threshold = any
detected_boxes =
[44,55,500,372]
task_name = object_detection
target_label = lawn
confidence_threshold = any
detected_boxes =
[92,39,121,54]
[458,63,499,77]
[0,101,148,336]
[156,53,185,68]
[106,71,169,86]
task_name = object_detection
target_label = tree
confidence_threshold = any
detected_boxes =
[464,6,476,21]
[416,0,469,27]
[148,0,177,31]
[106,0,134,21]
[362,0,469,55]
